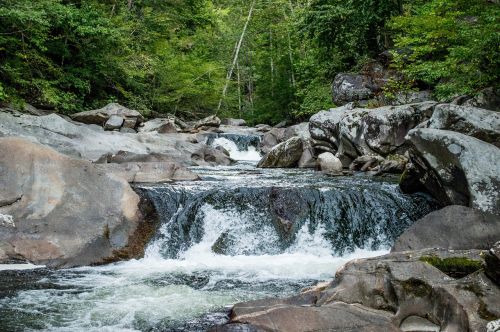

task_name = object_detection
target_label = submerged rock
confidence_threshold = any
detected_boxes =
[257,137,303,168]
[0,138,156,268]
[392,205,500,252]
[401,128,500,214]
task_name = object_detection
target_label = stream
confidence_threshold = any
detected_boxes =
[0,136,437,332]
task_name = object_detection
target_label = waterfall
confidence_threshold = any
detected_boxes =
[0,166,437,332]
[206,133,262,161]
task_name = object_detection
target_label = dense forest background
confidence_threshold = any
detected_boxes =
[0,0,498,124]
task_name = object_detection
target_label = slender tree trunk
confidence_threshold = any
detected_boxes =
[270,29,274,97]
[217,0,256,114]
[127,0,133,10]
[237,62,242,116]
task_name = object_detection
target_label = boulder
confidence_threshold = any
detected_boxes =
[453,87,500,112]
[0,138,155,268]
[377,158,406,174]
[317,152,343,175]
[222,118,247,126]
[191,146,235,166]
[425,104,500,147]
[349,155,385,172]
[259,128,286,154]
[297,140,316,168]
[332,73,376,105]
[0,112,206,165]
[194,115,221,129]
[401,128,500,214]
[139,118,179,134]
[97,162,200,183]
[392,206,500,252]
[257,137,303,168]
[219,249,499,332]
[255,124,272,132]
[309,102,436,161]
[485,241,500,285]
[394,90,433,105]
[309,103,355,146]
[104,115,124,130]
[71,103,144,127]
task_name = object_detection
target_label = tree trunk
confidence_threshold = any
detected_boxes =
[217,0,256,114]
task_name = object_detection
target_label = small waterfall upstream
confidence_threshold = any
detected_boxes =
[0,135,437,332]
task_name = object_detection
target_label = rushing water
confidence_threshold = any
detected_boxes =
[0,136,437,332]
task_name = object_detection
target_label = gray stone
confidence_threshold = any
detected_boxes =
[222,118,247,126]
[392,205,500,252]
[0,138,153,268]
[317,152,343,175]
[104,115,124,130]
[401,128,500,214]
[332,73,376,105]
[191,145,235,166]
[485,241,500,285]
[217,248,500,332]
[0,111,208,166]
[71,103,144,127]
[257,137,303,168]
[194,115,221,129]
[453,87,500,112]
[426,104,500,147]
[139,118,179,134]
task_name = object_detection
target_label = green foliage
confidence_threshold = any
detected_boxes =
[390,0,500,100]
[0,0,497,122]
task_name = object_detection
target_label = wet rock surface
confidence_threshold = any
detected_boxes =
[0,138,155,268]
[219,249,500,332]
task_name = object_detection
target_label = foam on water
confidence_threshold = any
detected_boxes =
[211,137,261,161]
[0,165,435,331]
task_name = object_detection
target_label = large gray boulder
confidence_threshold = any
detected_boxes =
[425,104,500,147]
[0,138,154,268]
[401,128,500,214]
[392,206,500,252]
[71,103,144,128]
[309,102,436,161]
[220,249,499,332]
[257,137,303,168]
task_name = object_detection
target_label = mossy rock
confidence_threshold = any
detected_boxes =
[420,255,483,278]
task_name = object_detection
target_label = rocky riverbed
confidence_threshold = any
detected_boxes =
[0,100,499,331]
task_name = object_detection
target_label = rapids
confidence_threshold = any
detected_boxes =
[0,135,437,332]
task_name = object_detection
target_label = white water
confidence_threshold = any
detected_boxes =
[1,165,427,331]
[211,137,261,161]
[0,202,387,331]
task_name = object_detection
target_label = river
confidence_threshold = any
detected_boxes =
[0,137,436,332]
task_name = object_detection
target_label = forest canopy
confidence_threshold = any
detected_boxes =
[0,0,498,123]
